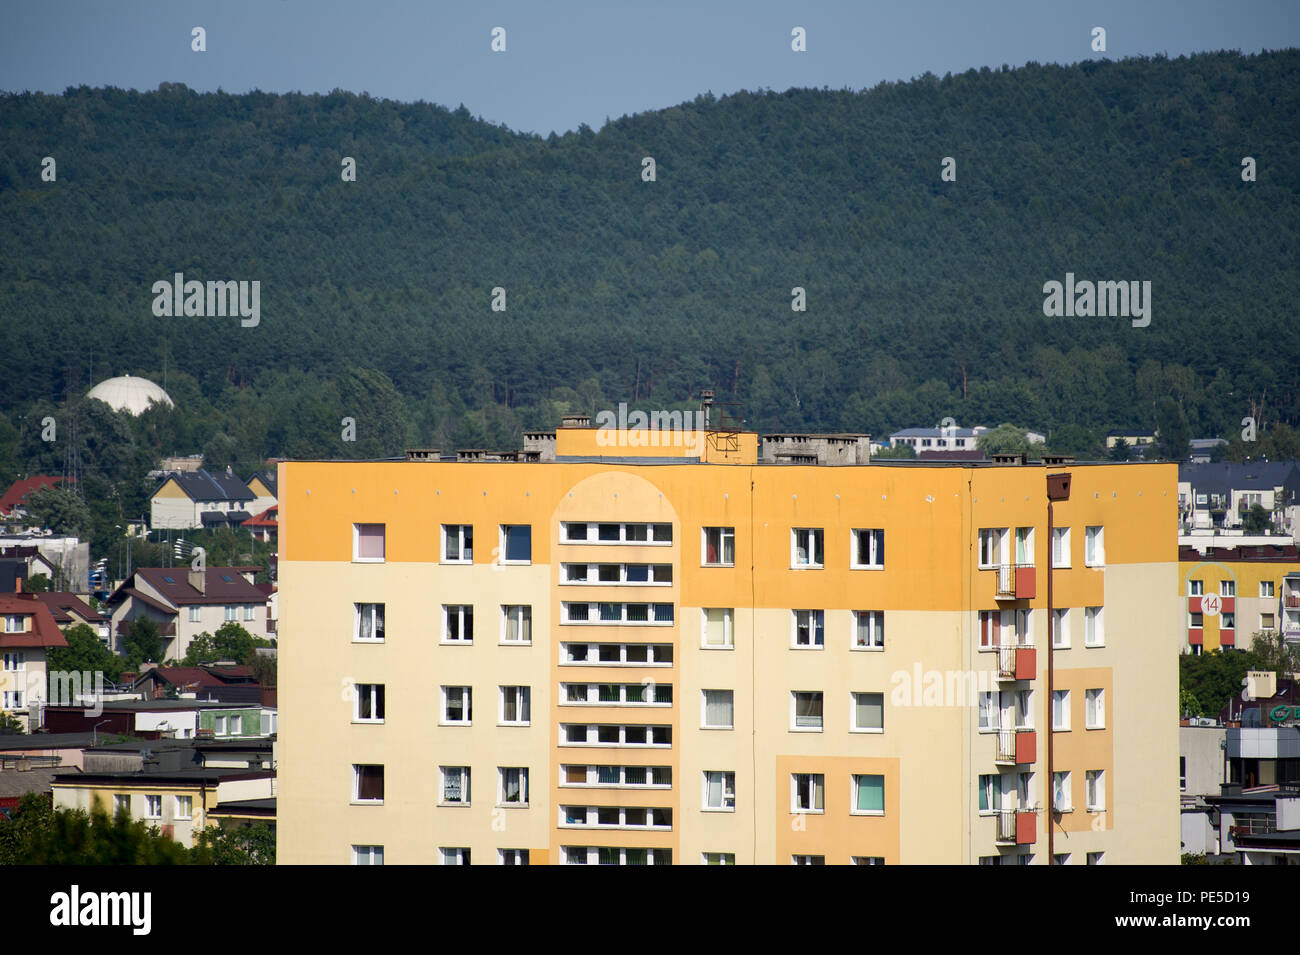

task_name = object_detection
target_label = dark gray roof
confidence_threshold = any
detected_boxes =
[210,797,276,815]
[0,732,102,750]
[0,766,61,798]
[1178,461,1300,496]
[246,471,277,495]
[152,469,253,503]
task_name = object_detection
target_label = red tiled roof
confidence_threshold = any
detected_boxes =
[107,568,266,609]
[0,476,72,516]
[0,594,68,648]
[135,665,257,690]
[242,505,278,528]
[29,592,106,624]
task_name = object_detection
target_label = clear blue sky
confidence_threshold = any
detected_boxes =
[2,0,1297,135]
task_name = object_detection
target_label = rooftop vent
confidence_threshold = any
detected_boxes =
[560,415,592,429]
[991,452,1026,466]
[405,449,441,461]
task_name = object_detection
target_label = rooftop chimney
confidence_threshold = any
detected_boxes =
[561,415,591,429]
[189,567,205,594]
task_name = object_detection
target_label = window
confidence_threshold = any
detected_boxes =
[703,852,736,865]
[791,528,824,568]
[853,611,884,649]
[1053,771,1072,811]
[562,602,675,625]
[1051,527,1070,568]
[244,605,256,622]
[792,855,825,865]
[500,686,531,725]
[441,766,470,805]
[1221,579,1236,597]
[792,610,825,648]
[853,856,885,865]
[1052,690,1070,731]
[1085,526,1104,566]
[1085,688,1105,729]
[979,610,1003,650]
[442,524,473,563]
[702,608,734,648]
[1015,608,1033,646]
[562,563,673,586]
[441,848,471,865]
[978,774,1002,813]
[702,526,735,566]
[1261,581,1275,598]
[562,682,671,706]
[230,714,242,735]
[791,773,825,813]
[1180,757,1187,790]
[499,768,529,806]
[500,849,530,865]
[225,605,237,622]
[352,845,384,865]
[1084,607,1104,647]
[1189,579,1204,596]
[444,605,474,643]
[703,771,736,810]
[1086,851,1104,865]
[1,651,23,671]
[978,528,1008,568]
[852,774,885,814]
[214,715,227,736]
[1086,770,1105,811]
[978,691,997,732]
[560,724,672,747]
[702,690,734,729]
[1054,853,1070,866]
[1018,771,1034,809]
[1189,611,1203,629]
[792,691,824,730]
[1052,608,1070,648]
[443,686,472,725]
[175,795,193,819]
[1,615,24,633]
[1015,689,1032,729]
[352,764,384,803]
[113,794,129,816]
[358,685,391,724]
[1261,613,1276,631]
[561,642,674,666]
[851,692,884,732]
[562,522,671,545]
[353,523,385,562]
[1014,526,1034,564]
[500,525,532,563]
[355,603,384,642]
[189,606,201,623]
[502,605,532,644]
[2,690,21,709]
[852,528,885,568]
[1221,611,1235,630]
[145,795,162,819]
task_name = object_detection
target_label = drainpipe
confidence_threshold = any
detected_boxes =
[1045,471,1072,866]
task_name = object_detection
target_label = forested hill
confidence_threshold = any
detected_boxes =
[1,50,1298,470]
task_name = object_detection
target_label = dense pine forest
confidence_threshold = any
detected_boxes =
[1,49,1298,501]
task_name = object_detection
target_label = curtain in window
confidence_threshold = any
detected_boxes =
[856,693,883,729]
[705,608,726,645]
[357,524,384,559]
[794,693,822,727]
[706,531,719,564]
[597,765,620,784]
[705,691,732,726]
[707,772,723,807]
[357,766,384,801]
[857,775,884,812]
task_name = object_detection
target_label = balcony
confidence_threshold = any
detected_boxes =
[994,727,1037,765]
[994,808,1037,846]
[996,644,1036,682]
[994,564,1037,600]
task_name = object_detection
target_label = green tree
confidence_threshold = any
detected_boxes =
[193,823,275,864]
[21,486,91,538]
[1179,686,1203,719]
[1242,503,1272,535]
[1108,438,1132,462]
[46,623,126,690]
[976,423,1031,455]
[1154,397,1191,461]
[871,444,916,460]
[121,617,165,670]
[22,573,51,593]
[0,793,192,864]
[0,712,25,735]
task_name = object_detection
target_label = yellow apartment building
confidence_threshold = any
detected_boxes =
[277,424,1180,865]
[1178,543,1300,654]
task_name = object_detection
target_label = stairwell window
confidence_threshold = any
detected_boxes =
[1085,688,1105,729]
[1052,690,1070,731]
[702,690,734,729]
[1051,527,1071,569]
[702,608,734,648]
[852,529,885,569]
[1085,526,1105,566]
[353,523,385,562]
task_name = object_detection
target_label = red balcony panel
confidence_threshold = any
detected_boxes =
[1188,596,1203,613]
[1219,629,1235,647]
[1015,647,1036,681]
[1188,628,1203,645]
[1221,597,1234,613]
[1015,730,1036,765]
[1016,811,1037,845]
[1015,566,1037,599]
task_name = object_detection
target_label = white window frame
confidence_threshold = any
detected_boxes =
[499,524,533,565]
[498,767,530,807]
[702,771,736,811]
[1052,689,1070,731]
[851,691,884,733]
[562,563,673,587]
[501,605,532,645]
[440,766,471,805]
[224,605,237,623]
[144,794,162,819]
[1221,579,1236,597]
[701,607,734,649]
[1260,580,1275,598]
[113,794,130,815]
[790,527,824,569]
[1014,526,1034,564]
[1052,608,1070,649]
[354,602,384,643]
[353,683,385,723]
[499,849,530,865]
[442,686,473,726]
[978,773,1002,814]
[352,764,384,805]
[978,528,1009,569]
[791,609,825,649]
[189,606,201,623]
[443,604,474,644]
[560,522,673,545]
[561,602,675,626]
[701,526,735,567]
[214,715,227,736]
[499,685,531,726]
[1086,851,1104,865]
[851,528,885,569]
[1084,525,1105,566]
[244,605,256,621]
[1085,688,1105,729]
[1086,769,1105,811]
[174,795,193,820]
[441,523,473,564]
[1084,606,1104,647]
[560,643,674,667]
[352,522,386,563]
[701,689,735,730]
[790,773,825,814]
[1015,689,1033,729]
[1051,527,1071,569]
[1189,579,1204,596]
[440,847,471,865]
[853,610,884,650]
[559,724,672,748]
[978,691,998,732]
[1053,771,1073,812]
[851,774,885,816]
[352,845,383,865]
[791,691,824,732]
[792,854,825,865]
[1,651,24,672]
[703,852,736,865]
[229,714,242,735]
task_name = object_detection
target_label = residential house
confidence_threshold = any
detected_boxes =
[242,505,278,544]
[29,592,110,644]
[245,470,277,517]
[0,476,73,518]
[1177,543,1300,653]
[149,468,255,531]
[104,566,272,661]
[1178,461,1300,538]
[0,594,68,731]
[0,535,90,592]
